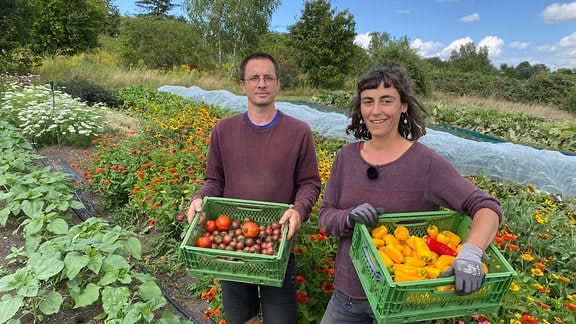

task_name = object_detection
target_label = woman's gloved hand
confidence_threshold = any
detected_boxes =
[439,243,485,295]
[346,203,378,228]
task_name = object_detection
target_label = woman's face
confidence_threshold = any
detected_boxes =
[360,82,407,139]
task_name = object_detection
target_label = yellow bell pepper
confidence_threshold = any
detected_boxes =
[401,244,413,257]
[372,238,385,249]
[378,250,395,267]
[394,225,410,241]
[383,234,400,246]
[441,230,461,246]
[371,225,388,239]
[383,245,405,264]
[434,254,456,271]
[426,225,439,239]
[413,237,434,263]
[423,266,442,279]
[403,256,427,267]
[392,264,427,282]
[435,232,451,245]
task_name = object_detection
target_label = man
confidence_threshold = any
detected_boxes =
[186,52,321,324]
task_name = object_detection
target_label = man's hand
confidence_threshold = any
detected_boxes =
[279,208,301,240]
[439,243,485,295]
[346,203,378,228]
[187,198,204,224]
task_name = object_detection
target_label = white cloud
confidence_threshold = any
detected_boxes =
[459,13,480,23]
[508,41,530,49]
[542,2,576,23]
[354,32,371,49]
[439,37,474,59]
[397,9,411,14]
[533,32,576,69]
[410,38,444,57]
[478,36,505,59]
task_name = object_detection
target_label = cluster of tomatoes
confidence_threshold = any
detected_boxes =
[195,214,283,255]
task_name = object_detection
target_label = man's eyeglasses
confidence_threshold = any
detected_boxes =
[242,76,278,86]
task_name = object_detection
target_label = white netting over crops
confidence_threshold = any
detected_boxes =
[159,85,576,196]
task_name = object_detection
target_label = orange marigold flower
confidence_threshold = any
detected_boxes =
[535,262,546,269]
[565,302,576,311]
[538,233,550,239]
[535,301,549,310]
[218,320,226,324]
[507,244,519,251]
[321,281,335,294]
[493,236,505,244]
[521,312,538,324]
[502,233,517,241]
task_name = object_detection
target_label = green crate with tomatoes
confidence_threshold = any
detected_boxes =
[180,197,292,287]
[349,210,516,324]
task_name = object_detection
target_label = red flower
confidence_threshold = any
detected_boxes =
[296,291,309,303]
[296,275,305,286]
[321,281,335,294]
[521,313,538,324]
[565,302,576,311]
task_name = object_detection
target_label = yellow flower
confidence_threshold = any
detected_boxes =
[567,293,576,301]
[509,282,520,292]
[531,268,544,277]
[521,253,534,261]
[509,319,522,324]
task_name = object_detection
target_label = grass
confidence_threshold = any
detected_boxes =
[33,51,574,123]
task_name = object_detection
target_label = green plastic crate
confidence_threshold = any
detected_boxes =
[180,197,292,287]
[349,210,516,324]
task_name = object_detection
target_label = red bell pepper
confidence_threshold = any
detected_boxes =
[426,236,458,257]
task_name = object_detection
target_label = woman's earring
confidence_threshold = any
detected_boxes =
[359,119,364,124]
[402,113,408,124]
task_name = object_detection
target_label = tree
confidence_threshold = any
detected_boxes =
[117,16,211,70]
[135,0,177,16]
[448,42,495,74]
[367,36,433,96]
[288,0,357,88]
[30,0,109,56]
[184,0,280,78]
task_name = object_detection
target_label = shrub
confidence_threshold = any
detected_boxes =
[54,77,118,107]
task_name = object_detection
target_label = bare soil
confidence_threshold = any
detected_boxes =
[0,145,213,324]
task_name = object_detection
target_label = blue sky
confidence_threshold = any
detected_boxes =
[115,0,576,70]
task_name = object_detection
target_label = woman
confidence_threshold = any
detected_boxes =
[318,63,501,323]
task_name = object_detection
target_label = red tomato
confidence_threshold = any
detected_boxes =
[204,220,217,233]
[215,214,231,231]
[242,221,260,239]
[195,236,212,248]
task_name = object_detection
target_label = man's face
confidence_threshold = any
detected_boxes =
[240,58,280,108]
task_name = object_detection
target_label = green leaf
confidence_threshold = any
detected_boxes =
[12,269,39,297]
[86,251,103,274]
[22,199,44,218]
[123,236,142,260]
[0,208,10,227]
[24,217,43,236]
[104,254,130,269]
[47,217,69,235]
[101,286,130,318]
[71,283,100,308]
[138,280,164,303]
[64,251,90,280]
[29,250,64,280]
[0,294,24,323]
[98,268,119,286]
[38,291,63,315]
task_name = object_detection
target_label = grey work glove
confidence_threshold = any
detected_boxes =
[346,203,378,228]
[439,243,485,295]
